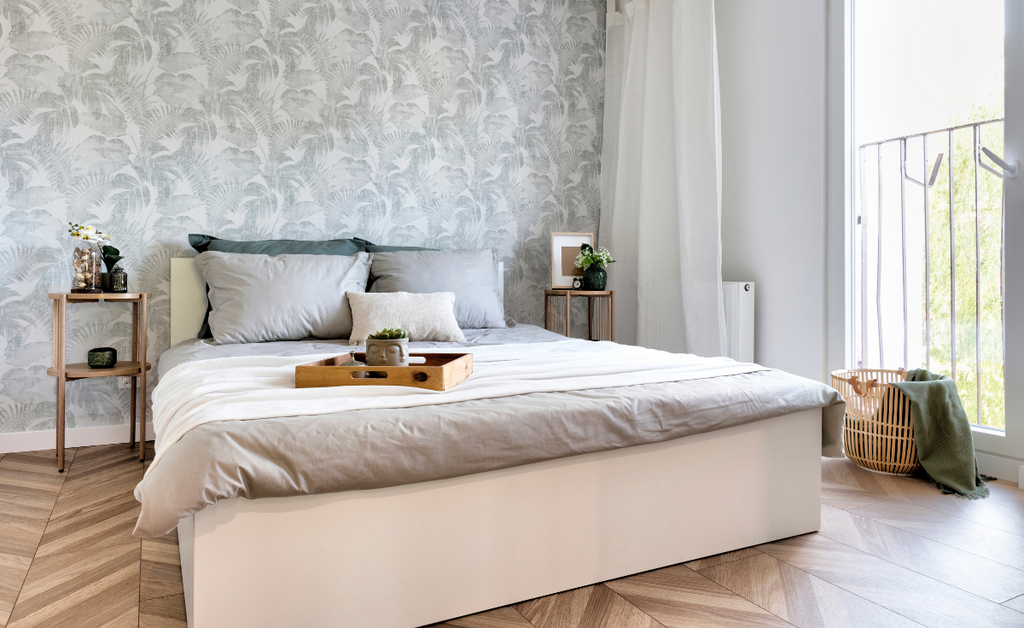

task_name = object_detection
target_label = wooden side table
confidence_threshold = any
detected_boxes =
[544,290,615,341]
[48,293,151,471]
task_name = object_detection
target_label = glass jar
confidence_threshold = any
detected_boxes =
[71,247,101,293]
[110,267,128,293]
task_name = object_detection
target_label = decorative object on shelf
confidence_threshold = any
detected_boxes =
[87,347,117,369]
[71,247,101,293]
[101,245,123,272]
[572,276,583,290]
[550,232,593,288]
[99,244,124,292]
[583,265,606,291]
[67,223,111,294]
[365,328,410,366]
[575,243,615,291]
[110,266,128,293]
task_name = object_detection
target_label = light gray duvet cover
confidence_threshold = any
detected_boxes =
[134,325,844,537]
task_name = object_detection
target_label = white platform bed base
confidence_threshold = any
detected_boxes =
[168,258,821,628]
[177,409,821,628]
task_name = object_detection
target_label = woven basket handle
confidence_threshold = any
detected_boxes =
[835,368,908,397]
[834,374,879,396]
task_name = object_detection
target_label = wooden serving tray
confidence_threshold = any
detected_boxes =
[294,353,473,391]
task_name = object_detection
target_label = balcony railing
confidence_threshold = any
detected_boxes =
[855,118,1005,429]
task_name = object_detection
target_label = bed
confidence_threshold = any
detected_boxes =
[140,258,843,628]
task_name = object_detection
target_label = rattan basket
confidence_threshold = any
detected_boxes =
[831,368,921,476]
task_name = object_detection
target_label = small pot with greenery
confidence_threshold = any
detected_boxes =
[574,244,615,291]
[99,245,123,292]
[365,328,409,366]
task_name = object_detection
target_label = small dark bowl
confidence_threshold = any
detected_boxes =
[87,347,117,369]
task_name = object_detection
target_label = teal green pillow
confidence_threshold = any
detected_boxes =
[189,234,369,256]
[187,234,370,339]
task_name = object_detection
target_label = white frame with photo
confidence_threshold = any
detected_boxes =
[550,232,594,289]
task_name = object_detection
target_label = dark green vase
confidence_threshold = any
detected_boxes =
[582,265,607,291]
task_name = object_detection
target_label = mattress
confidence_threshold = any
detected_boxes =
[134,325,843,537]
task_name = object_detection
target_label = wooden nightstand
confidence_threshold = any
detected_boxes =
[544,290,615,341]
[48,293,151,471]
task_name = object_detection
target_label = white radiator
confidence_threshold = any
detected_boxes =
[722,282,755,363]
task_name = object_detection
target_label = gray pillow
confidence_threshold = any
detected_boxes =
[370,250,506,329]
[363,244,437,253]
[188,235,369,338]
[196,251,372,344]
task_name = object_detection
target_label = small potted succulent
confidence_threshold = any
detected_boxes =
[574,243,615,291]
[365,328,409,366]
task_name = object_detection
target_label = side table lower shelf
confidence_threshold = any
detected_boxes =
[47,362,151,380]
[46,362,151,472]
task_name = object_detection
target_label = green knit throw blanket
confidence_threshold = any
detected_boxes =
[892,369,990,499]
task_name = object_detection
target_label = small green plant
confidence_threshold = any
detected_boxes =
[574,243,615,270]
[368,328,408,340]
[100,244,123,273]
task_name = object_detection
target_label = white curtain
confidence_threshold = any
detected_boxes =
[600,0,726,357]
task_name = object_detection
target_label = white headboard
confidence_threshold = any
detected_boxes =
[169,258,506,346]
[170,258,208,346]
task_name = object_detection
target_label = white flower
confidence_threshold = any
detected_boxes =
[574,246,616,269]
[68,223,112,245]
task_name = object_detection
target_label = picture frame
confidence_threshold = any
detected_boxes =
[551,232,594,289]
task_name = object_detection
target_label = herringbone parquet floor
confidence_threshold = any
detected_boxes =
[1,444,1023,628]
[0,445,183,628]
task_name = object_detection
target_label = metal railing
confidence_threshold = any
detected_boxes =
[855,118,1005,427]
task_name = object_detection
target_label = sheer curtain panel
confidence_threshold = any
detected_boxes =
[600,0,726,356]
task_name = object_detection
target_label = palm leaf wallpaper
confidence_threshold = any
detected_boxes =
[0,0,605,432]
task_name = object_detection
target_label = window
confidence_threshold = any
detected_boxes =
[853,0,1007,430]
[842,0,1024,473]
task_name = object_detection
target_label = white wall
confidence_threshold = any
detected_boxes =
[716,0,829,382]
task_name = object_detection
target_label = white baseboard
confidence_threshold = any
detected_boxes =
[0,422,154,454]
[1019,465,1023,490]
[975,450,1024,483]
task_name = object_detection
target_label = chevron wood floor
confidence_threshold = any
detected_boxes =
[1,447,1023,627]
[0,444,183,628]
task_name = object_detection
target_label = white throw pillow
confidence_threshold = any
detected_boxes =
[347,292,466,344]
[196,251,371,344]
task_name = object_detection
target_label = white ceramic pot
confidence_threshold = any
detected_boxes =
[365,337,409,366]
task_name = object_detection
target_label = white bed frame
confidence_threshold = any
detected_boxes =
[168,258,821,628]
